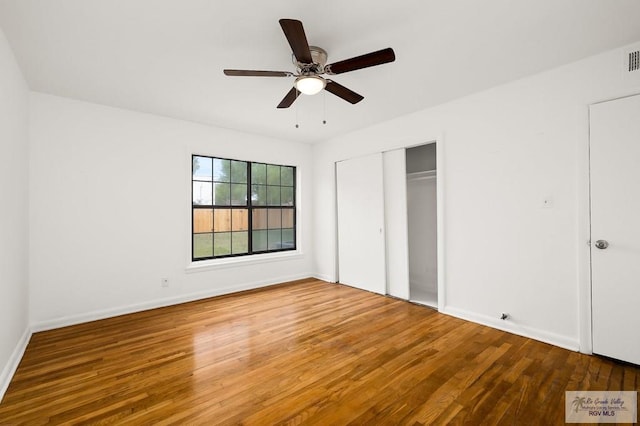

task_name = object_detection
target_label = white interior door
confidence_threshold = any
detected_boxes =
[336,153,386,294]
[590,94,640,365]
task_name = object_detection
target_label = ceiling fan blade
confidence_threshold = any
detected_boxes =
[324,80,364,104]
[277,87,300,109]
[325,48,396,75]
[224,69,293,77]
[279,19,313,64]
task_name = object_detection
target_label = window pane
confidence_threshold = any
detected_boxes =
[253,209,267,230]
[268,229,282,250]
[214,183,230,205]
[232,209,248,231]
[213,158,230,182]
[282,209,294,228]
[193,209,213,233]
[231,160,247,183]
[267,186,281,206]
[214,232,231,256]
[214,209,231,232]
[282,228,295,249]
[281,187,294,206]
[193,233,213,258]
[231,184,247,206]
[192,157,295,261]
[193,181,212,205]
[267,165,281,185]
[268,208,282,229]
[281,166,294,186]
[232,231,248,254]
[251,185,266,206]
[252,163,267,184]
[253,230,267,251]
[193,156,212,181]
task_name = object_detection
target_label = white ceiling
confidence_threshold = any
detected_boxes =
[2,1,640,144]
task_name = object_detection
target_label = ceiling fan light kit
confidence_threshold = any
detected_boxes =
[294,75,326,95]
[223,18,396,108]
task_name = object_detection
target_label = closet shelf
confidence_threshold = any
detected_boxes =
[407,170,436,179]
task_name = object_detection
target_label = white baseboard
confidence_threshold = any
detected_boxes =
[312,273,335,283]
[441,306,580,352]
[31,272,314,333]
[0,327,32,403]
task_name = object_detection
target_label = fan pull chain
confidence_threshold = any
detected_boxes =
[295,90,300,128]
[323,91,327,125]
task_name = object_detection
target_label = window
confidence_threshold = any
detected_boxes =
[192,155,296,261]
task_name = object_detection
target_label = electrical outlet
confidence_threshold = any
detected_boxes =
[161,278,169,288]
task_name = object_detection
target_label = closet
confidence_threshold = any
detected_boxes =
[335,142,439,308]
[406,144,438,307]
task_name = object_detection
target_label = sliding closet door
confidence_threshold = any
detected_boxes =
[383,149,409,299]
[336,153,386,294]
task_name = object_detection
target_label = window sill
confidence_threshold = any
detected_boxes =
[186,250,304,273]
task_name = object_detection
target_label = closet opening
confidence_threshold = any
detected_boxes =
[406,143,437,308]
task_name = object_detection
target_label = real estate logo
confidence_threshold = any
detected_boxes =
[566,391,637,423]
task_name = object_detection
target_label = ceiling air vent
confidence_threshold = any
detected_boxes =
[628,50,640,72]
[622,43,640,85]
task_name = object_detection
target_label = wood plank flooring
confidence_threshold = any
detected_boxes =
[0,278,638,425]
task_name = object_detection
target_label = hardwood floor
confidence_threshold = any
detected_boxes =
[0,278,638,425]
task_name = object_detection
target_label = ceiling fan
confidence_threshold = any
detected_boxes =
[223,19,396,108]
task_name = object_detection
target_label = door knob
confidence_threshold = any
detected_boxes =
[595,240,609,249]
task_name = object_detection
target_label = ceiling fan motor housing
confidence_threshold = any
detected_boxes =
[294,46,328,74]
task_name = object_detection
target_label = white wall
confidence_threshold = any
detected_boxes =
[29,93,314,328]
[313,41,640,351]
[0,26,30,398]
